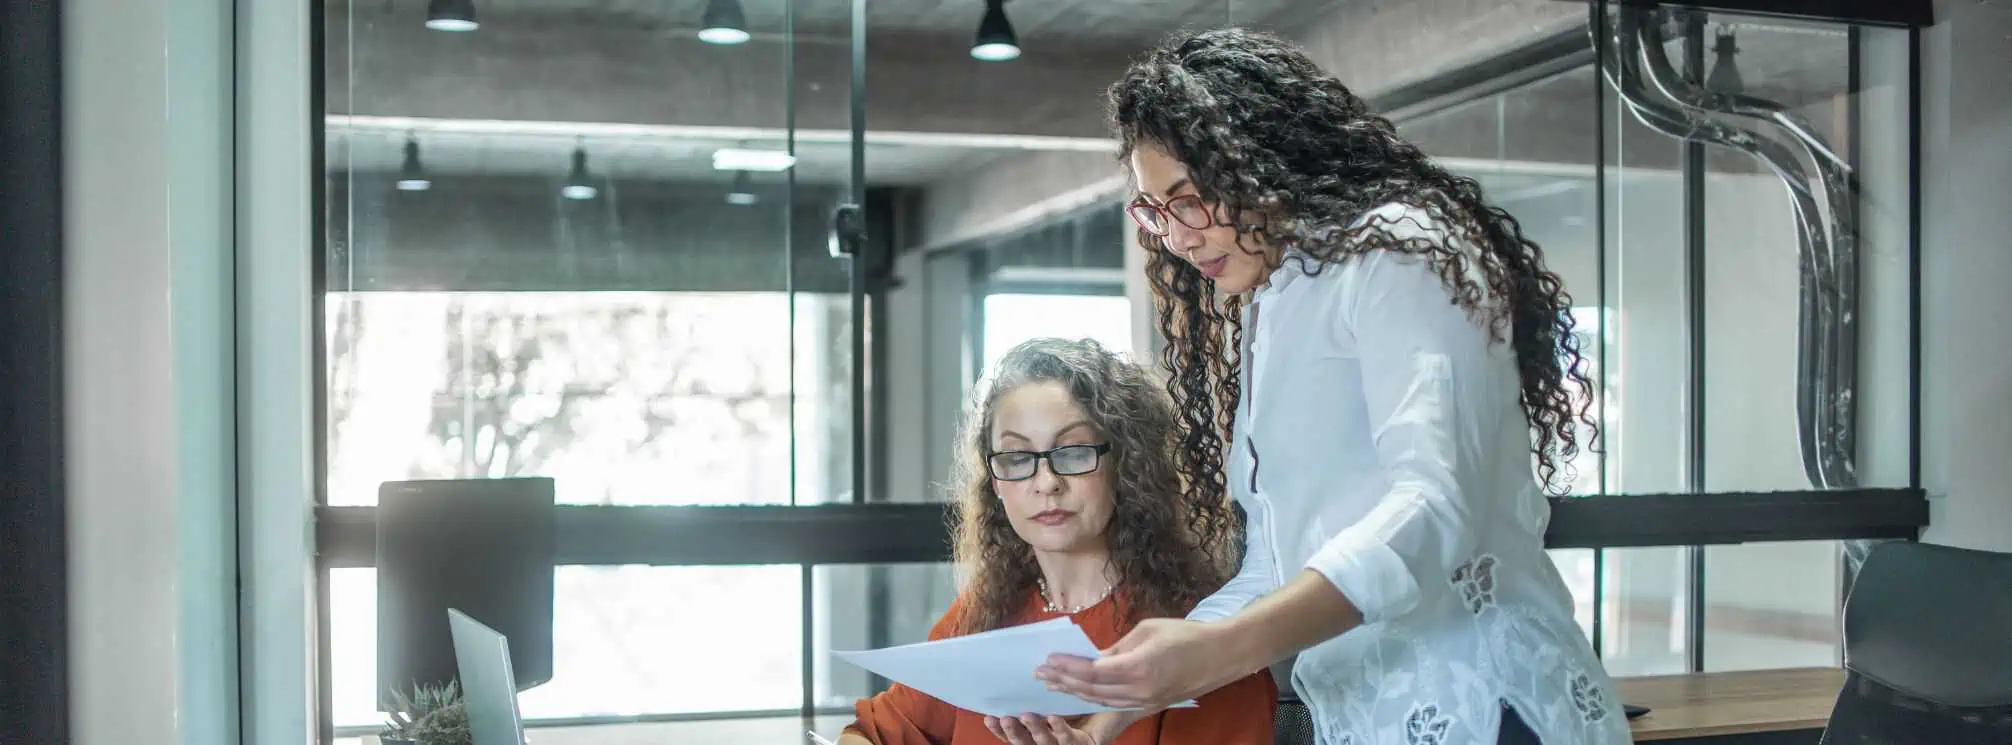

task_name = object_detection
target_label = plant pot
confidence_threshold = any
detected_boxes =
[382,739,417,745]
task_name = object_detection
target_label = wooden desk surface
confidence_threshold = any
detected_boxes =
[1620,667,1845,741]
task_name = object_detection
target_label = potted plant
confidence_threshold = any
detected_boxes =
[381,681,470,745]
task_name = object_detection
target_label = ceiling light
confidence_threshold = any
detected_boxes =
[1708,29,1743,95]
[726,171,758,205]
[562,145,598,200]
[426,0,479,31]
[971,0,1019,62]
[397,135,431,191]
[712,148,796,172]
[699,0,750,45]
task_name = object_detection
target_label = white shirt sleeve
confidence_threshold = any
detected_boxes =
[1185,502,1279,622]
[1303,243,1492,625]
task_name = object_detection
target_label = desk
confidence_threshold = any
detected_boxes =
[1621,667,1844,744]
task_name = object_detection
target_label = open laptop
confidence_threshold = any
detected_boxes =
[448,608,529,745]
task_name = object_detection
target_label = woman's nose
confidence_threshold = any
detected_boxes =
[1027,460,1064,494]
[1166,222,1206,257]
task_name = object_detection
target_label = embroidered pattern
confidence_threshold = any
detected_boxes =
[1451,555,1499,614]
[1571,673,1610,723]
[1405,703,1451,745]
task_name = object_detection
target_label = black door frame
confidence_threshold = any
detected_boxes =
[0,0,70,743]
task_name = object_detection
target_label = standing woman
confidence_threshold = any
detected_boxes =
[1037,29,1631,745]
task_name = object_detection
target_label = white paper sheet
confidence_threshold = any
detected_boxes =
[832,617,1198,718]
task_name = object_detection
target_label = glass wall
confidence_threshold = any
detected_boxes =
[1397,2,1914,677]
[318,0,1255,740]
[315,0,1916,740]
[1398,62,1701,677]
[323,0,858,735]
[1693,10,1915,673]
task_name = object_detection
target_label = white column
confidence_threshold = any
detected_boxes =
[1122,222,1157,365]
[63,0,240,741]
[237,0,319,741]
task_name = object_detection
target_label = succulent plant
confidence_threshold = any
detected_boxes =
[382,681,462,743]
[407,702,473,745]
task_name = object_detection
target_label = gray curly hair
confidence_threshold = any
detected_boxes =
[946,337,1238,634]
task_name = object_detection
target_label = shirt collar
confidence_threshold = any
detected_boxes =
[1253,249,1311,300]
[1251,201,1406,300]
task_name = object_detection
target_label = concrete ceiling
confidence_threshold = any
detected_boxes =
[394,0,1320,45]
[324,0,1871,203]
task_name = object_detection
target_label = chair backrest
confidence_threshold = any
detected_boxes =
[1820,542,2012,744]
[1273,698,1314,745]
[1270,657,1313,745]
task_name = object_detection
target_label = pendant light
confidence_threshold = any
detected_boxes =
[397,134,431,191]
[561,143,598,201]
[699,0,750,45]
[426,0,478,31]
[1707,28,1743,95]
[726,171,758,206]
[971,0,1020,62]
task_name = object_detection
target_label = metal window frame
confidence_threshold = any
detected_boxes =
[1681,11,1712,675]
[1589,0,1613,659]
[313,489,1926,569]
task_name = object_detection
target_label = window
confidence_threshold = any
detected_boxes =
[329,565,806,729]
[980,293,1136,373]
[327,292,852,507]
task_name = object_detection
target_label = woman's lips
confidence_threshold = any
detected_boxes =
[1197,255,1228,278]
[1031,509,1074,526]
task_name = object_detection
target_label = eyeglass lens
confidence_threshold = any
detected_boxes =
[1127,196,1212,236]
[988,444,1104,481]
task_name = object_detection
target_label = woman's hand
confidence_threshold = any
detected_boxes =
[1033,618,1251,711]
[983,714,1099,745]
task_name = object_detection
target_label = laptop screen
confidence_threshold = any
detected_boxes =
[448,608,527,745]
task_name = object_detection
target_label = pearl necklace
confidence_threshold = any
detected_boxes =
[1037,577,1112,614]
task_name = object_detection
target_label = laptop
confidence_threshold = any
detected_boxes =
[449,608,529,745]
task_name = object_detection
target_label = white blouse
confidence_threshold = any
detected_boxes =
[1186,203,1631,745]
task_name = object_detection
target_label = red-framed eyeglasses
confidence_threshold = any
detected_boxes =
[1126,194,1216,236]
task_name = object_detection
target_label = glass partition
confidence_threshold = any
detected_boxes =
[1395,1,1914,676]
[318,0,1276,739]
[315,0,1919,739]
[324,1,853,510]
[1691,10,1915,672]
[323,0,853,735]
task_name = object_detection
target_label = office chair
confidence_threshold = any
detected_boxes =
[1270,658,1314,745]
[1819,542,2012,744]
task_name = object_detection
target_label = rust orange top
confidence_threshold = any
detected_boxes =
[847,590,1277,745]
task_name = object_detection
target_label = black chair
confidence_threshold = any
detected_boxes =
[1270,658,1314,745]
[1819,542,2012,744]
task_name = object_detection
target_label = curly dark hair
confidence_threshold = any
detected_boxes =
[947,338,1239,635]
[1109,28,1597,496]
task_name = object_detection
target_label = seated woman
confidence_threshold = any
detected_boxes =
[841,337,1275,745]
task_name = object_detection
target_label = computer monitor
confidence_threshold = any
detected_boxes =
[449,609,527,745]
[377,478,555,708]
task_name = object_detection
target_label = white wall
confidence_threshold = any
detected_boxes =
[1919,0,2012,552]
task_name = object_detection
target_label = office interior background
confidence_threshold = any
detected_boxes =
[3,0,2009,743]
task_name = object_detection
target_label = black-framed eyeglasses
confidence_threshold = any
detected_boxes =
[986,443,1112,482]
[1126,194,1214,237]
